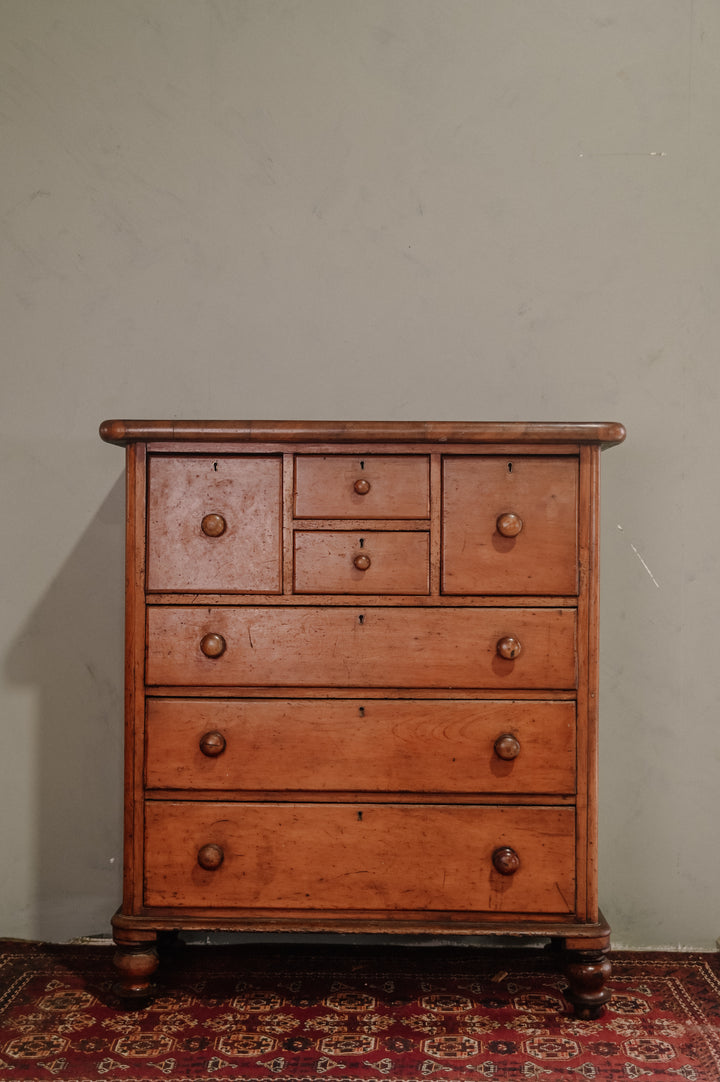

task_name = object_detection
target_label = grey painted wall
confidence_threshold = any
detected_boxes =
[1,0,718,949]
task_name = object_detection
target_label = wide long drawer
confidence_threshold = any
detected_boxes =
[144,802,576,913]
[145,698,576,794]
[145,607,577,689]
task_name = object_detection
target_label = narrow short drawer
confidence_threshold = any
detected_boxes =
[294,455,430,519]
[293,531,430,594]
[145,699,576,795]
[442,456,578,595]
[147,455,282,593]
[145,606,577,689]
[144,802,576,914]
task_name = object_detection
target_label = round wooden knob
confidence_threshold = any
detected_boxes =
[492,846,520,876]
[354,479,371,495]
[201,513,227,537]
[199,731,226,757]
[197,843,224,871]
[354,553,371,571]
[496,635,522,660]
[494,733,521,760]
[200,633,226,659]
[496,512,523,538]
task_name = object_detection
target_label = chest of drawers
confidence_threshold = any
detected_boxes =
[100,419,625,1018]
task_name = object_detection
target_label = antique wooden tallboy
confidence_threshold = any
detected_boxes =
[100,419,625,1018]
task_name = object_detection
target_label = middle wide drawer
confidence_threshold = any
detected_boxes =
[146,606,577,689]
[145,698,576,795]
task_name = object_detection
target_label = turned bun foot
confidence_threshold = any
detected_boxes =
[112,936,159,1002]
[564,948,612,1019]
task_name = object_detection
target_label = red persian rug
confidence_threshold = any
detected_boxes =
[1,939,719,1081]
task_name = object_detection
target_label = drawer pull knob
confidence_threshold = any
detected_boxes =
[496,512,523,537]
[200,633,226,658]
[201,513,227,537]
[496,635,522,660]
[353,553,371,571]
[354,478,371,495]
[199,731,227,757]
[492,846,520,876]
[494,733,521,760]
[197,843,224,871]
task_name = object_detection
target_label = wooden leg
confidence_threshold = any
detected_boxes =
[112,929,159,1002]
[563,947,612,1019]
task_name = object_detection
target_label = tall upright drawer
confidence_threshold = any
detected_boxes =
[145,606,577,689]
[147,455,282,593]
[294,455,430,519]
[442,456,578,595]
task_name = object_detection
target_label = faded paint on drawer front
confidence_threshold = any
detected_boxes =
[145,699,576,795]
[145,606,577,689]
[144,801,576,913]
[147,455,282,593]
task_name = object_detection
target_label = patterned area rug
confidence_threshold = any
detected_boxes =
[1,940,719,1081]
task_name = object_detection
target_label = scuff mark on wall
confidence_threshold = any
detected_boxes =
[578,151,667,158]
[617,524,661,588]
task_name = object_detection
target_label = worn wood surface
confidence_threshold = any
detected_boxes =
[124,444,146,913]
[100,419,626,447]
[146,605,577,688]
[294,454,430,519]
[146,454,282,592]
[442,455,579,595]
[144,698,576,795]
[112,904,611,937]
[293,530,430,594]
[144,801,576,913]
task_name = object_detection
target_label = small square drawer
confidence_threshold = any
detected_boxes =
[294,455,430,519]
[145,698,576,795]
[293,531,430,594]
[147,455,282,593]
[442,456,578,596]
[144,801,576,914]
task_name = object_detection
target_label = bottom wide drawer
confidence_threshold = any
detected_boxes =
[144,802,576,915]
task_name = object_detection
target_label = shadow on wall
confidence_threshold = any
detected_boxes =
[5,475,126,941]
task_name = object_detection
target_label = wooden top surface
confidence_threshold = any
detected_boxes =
[99,419,626,448]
